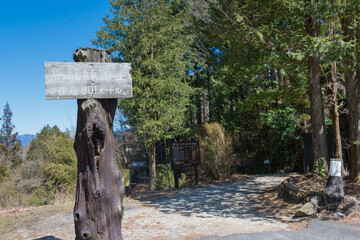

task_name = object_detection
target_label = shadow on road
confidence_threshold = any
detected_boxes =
[138,174,294,223]
[33,236,62,240]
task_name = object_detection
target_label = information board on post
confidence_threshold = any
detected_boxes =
[45,62,132,99]
[170,141,201,169]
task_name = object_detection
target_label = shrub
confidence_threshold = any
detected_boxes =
[20,160,43,180]
[0,163,10,182]
[197,122,235,180]
[0,126,77,209]
[156,163,186,190]
[0,180,17,208]
[27,186,54,206]
[314,157,327,178]
[0,177,31,208]
[27,126,77,192]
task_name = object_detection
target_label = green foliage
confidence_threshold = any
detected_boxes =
[94,0,195,144]
[197,122,235,180]
[188,0,309,174]
[42,162,76,190]
[27,186,54,206]
[314,158,327,178]
[258,105,300,172]
[0,102,22,168]
[0,125,77,209]
[95,0,196,188]
[155,163,186,190]
[20,160,43,180]
[24,125,77,201]
[0,163,10,182]
[89,0,360,178]
[26,125,77,191]
[43,130,76,191]
[27,125,64,162]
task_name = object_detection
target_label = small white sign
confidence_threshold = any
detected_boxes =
[330,160,342,177]
[264,159,270,164]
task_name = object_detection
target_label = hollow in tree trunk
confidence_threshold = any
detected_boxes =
[73,48,125,240]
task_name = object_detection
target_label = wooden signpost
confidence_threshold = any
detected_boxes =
[45,62,132,99]
[45,48,131,240]
[171,141,201,169]
[170,141,200,188]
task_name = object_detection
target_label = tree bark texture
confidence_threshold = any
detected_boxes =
[149,141,156,190]
[306,6,328,168]
[346,68,360,181]
[331,61,342,159]
[73,48,125,240]
[329,22,342,160]
[341,13,360,181]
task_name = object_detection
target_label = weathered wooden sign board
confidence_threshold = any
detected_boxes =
[45,62,132,99]
[45,48,132,240]
[171,141,201,169]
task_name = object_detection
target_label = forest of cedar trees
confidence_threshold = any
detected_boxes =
[1,0,360,206]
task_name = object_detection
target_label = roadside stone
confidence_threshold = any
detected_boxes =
[278,181,307,203]
[342,196,360,216]
[306,195,323,207]
[320,212,330,220]
[295,202,317,217]
[333,212,345,218]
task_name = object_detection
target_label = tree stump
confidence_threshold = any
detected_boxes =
[73,48,125,240]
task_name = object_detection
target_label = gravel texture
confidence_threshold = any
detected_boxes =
[1,174,305,240]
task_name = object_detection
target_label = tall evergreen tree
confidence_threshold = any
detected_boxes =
[189,0,309,172]
[27,125,63,162]
[94,0,195,189]
[338,0,360,181]
[0,102,21,168]
[305,0,328,170]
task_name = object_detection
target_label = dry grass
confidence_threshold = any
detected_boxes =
[0,201,73,235]
[273,173,360,224]
[286,173,327,192]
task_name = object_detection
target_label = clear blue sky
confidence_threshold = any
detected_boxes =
[0,0,112,135]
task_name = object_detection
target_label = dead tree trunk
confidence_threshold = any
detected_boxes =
[73,48,125,240]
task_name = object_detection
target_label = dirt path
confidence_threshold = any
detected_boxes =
[0,174,302,240]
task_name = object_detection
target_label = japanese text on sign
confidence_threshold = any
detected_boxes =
[45,62,132,99]
[171,141,201,169]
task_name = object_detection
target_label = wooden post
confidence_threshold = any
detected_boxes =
[194,166,199,185]
[174,169,180,189]
[73,48,125,240]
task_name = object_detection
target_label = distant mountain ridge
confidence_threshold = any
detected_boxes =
[17,134,36,146]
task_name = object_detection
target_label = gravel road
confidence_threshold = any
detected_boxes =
[1,174,310,240]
